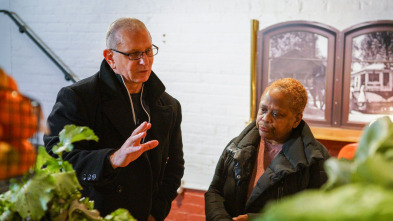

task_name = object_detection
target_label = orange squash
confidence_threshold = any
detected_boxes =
[0,91,38,140]
[0,141,19,179]
[12,140,37,173]
[0,140,36,180]
[0,68,18,91]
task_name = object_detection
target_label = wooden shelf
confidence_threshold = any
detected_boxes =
[310,126,363,143]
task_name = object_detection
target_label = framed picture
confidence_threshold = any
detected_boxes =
[256,20,393,129]
[342,21,393,127]
[256,21,337,126]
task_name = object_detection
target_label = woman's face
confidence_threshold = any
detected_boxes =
[256,87,302,145]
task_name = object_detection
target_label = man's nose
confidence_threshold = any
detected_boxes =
[138,53,149,65]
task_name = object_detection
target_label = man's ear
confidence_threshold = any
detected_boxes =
[103,49,116,70]
[293,113,303,128]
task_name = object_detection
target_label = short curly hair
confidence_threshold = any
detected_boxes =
[264,78,308,114]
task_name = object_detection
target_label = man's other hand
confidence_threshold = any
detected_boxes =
[110,122,158,169]
[233,214,248,221]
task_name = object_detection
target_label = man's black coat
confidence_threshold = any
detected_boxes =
[44,60,184,221]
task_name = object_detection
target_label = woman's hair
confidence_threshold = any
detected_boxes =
[106,17,150,49]
[265,78,308,114]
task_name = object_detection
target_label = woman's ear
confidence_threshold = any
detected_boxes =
[103,49,116,70]
[293,113,303,128]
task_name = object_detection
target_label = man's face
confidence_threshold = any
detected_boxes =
[256,88,301,145]
[110,28,153,86]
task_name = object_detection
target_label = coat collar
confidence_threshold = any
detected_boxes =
[98,59,166,103]
[280,120,309,171]
[245,120,321,209]
[233,120,312,169]
[98,59,166,138]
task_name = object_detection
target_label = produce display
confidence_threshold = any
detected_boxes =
[0,125,136,221]
[0,90,38,140]
[0,140,36,179]
[1,69,135,220]
[0,68,18,91]
[0,69,38,180]
[257,116,393,221]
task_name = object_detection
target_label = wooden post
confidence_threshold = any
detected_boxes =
[249,19,259,124]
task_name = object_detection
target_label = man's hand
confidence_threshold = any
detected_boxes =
[110,122,159,169]
[147,214,156,221]
[233,214,248,221]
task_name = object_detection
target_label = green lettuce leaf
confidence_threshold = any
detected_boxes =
[53,125,99,154]
[0,124,135,220]
[35,146,61,174]
[103,208,136,221]
[258,116,393,220]
[356,116,393,161]
[353,154,393,187]
[68,199,101,221]
[322,157,354,190]
[259,184,393,221]
[9,174,55,220]
[51,171,82,200]
[323,116,393,189]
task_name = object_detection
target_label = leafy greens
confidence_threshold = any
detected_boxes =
[0,125,135,221]
[257,116,393,221]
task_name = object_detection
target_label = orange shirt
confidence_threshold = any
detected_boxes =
[248,139,282,198]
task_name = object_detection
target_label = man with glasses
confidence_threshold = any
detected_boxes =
[44,18,184,221]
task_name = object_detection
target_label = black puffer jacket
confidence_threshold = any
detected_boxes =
[205,120,330,220]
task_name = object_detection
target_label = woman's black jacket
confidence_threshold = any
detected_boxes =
[205,120,330,220]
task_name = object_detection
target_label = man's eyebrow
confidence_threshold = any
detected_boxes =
[129,45,153,53]
[127,46,152,54]
[123,49,139,53]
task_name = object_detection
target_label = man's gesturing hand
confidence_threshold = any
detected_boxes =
[110,122,159,169]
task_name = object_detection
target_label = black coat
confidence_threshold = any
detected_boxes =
[44,60,184,221]
[205,120,330,220]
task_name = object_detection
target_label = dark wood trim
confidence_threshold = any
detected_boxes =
[332,31,345,127]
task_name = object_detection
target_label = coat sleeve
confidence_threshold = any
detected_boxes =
[44,87,117,186]
[150,99,185,221]
[307,158,329,189]
[204,146,233,221]
[307,144,330,189]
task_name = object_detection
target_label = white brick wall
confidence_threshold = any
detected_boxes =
[1,0,392,190]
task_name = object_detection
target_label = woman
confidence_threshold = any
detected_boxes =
[205,78,330,221]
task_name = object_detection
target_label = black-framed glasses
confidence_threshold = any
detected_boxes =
[110,44,159,60]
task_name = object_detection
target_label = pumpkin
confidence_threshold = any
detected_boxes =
[0,91,39,140]
[0,68,18,91]
[0,140,36,179]
[0,141,19,179]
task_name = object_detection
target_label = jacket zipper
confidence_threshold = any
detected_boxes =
[139,85,151,143]
[139,84,151,124]
[120,76,137,125]
[277,180,284,201]
[120,76,151,143]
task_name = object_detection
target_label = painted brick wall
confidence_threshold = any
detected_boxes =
[1,0,392,193]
